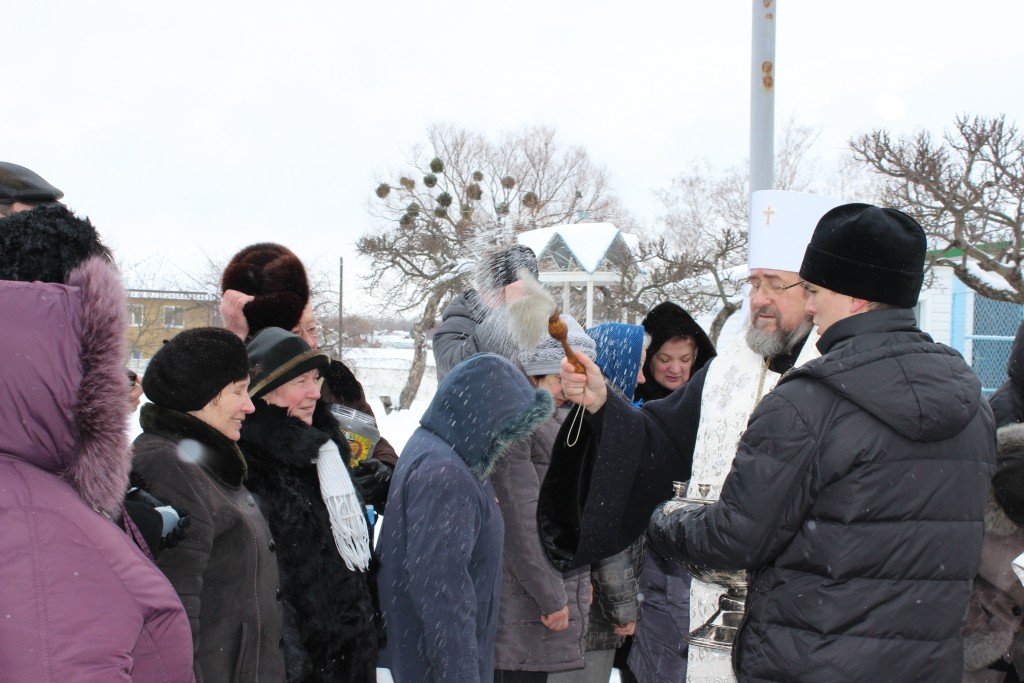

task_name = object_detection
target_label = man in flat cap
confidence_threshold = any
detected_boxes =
[645,204,994,680]
[0,162,64,216]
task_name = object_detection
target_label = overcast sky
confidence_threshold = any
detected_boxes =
[5,0,1023,312]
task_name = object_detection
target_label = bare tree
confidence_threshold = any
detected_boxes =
[851,115,1024,302]
[359,124,623,409]
[650,119,841,344]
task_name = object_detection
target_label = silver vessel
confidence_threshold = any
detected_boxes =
[664,481,749,652]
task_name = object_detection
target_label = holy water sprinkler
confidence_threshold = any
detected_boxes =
[548,310,585,374]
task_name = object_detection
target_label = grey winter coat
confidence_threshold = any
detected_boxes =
[378,353,554,682]
[492,407,591,672]
[648,309,995,682]
[133,403,286,683]
[433,291,513,380]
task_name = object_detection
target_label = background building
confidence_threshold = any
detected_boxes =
[125,289,220,370]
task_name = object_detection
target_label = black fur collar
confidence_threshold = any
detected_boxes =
[239,399,331,470]
[139,403,247,487]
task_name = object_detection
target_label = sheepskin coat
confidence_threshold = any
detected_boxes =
[378,353,554,682]
[238,399,378,682]
[133,403,286,683]
[0,258,194,682]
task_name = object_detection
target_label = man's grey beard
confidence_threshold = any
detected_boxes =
[745,313,813,359]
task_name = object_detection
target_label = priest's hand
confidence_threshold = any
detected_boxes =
[561,353,607,413]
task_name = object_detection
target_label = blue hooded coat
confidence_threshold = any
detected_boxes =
[378,353,554,682]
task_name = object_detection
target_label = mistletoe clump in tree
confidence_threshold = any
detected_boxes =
[358,124,622,409]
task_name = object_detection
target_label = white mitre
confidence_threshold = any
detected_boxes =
[748,190,845,273]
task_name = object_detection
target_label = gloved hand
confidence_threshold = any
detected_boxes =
[351,458,392,511]
[125,478,191,557]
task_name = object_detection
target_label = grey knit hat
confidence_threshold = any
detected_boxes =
[518,315,595,376]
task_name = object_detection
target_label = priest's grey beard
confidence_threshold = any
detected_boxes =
[745,311,813,359]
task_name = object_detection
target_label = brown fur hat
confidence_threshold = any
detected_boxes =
[221,243,310,335]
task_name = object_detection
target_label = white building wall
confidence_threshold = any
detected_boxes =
[917,265,955,346]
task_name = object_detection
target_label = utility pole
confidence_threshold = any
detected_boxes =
[750,0,776,195]
[338,256,344,356]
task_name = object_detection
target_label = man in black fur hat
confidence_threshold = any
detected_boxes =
[643,204,993,680]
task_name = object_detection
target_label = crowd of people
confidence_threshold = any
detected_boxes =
[0,160,1021,683]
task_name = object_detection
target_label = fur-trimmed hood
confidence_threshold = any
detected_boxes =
[0,256,130,518]
[419,353,553,480]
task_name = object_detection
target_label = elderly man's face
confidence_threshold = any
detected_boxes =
[745,268,814,358]
[747,269,810,333]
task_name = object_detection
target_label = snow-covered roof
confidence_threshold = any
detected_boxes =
[518,222,637,273]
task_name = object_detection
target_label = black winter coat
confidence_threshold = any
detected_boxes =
[648,309,996,682]
[238,400,378,683]
[990,320,1024,428]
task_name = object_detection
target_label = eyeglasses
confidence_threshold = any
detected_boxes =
[294,322,323,339]
[745,278,805,297]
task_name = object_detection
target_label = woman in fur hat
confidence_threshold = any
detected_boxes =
[239,327,378,682]
[133,327,286,683]
[221,243,396,510]
[0,206,193,681]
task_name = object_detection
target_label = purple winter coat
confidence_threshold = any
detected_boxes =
[0,258,194,682]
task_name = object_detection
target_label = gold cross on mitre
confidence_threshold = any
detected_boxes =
[763,205,775,226]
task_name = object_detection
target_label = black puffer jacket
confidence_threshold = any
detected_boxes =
[239,399,378,682]
[649,309,995,682]
[990,320,1024,428]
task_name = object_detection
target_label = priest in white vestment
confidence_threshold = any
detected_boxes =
[537,189,843,683]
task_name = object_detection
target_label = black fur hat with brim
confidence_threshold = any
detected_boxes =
[247,327,330,399]
[221,243,310,335]
[0,205,111,283]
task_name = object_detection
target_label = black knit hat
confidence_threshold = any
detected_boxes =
[0,205,112,283]
[483,245,539,290]
[142,328,250,412]
[221,243,310,335]
[247,327,330,399]
[636,301,717,402]
[0,162,63,206]
[799,204,926,308]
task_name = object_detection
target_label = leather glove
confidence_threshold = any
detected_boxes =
[351,458,392,511]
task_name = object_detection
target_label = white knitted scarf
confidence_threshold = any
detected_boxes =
[316,439,371,572]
